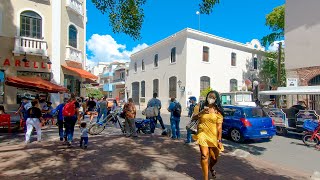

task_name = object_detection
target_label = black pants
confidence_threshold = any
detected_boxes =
[80,137,88,146]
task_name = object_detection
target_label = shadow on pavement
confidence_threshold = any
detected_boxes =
[0,129,307,180]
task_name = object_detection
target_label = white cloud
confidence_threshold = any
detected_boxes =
[267,40,285,52]
[86,34,148,63]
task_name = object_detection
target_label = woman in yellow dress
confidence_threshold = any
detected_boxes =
[192,90,224,180]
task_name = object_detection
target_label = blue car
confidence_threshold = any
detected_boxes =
[222,105,276,143]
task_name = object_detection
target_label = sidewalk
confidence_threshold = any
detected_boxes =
[0,126,310,180]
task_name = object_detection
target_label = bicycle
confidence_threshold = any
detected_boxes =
[89,109,125,135]
[302,119,320,147]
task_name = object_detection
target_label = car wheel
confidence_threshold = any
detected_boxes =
[229,129,244,143]
[276,127,287,136]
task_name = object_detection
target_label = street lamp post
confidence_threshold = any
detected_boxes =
[196,11,200,31]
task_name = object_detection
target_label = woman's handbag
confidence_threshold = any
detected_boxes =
[186,119,198,134]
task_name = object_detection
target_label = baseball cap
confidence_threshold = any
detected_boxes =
[189,96,197,102]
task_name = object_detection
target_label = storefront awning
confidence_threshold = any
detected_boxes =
[5,76,68,93]
[62,65,98,80]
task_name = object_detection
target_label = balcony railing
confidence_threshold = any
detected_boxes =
[112,78,125,84]
[65,46,82,64]
[13,36,48,57]
[66,0,83,16]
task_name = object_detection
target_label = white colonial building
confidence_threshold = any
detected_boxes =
[126,28,265,108]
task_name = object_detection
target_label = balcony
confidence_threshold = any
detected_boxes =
[65,46,82,64]
[66,0,83,16]
[12,36,48,58]
[112,78,125,85]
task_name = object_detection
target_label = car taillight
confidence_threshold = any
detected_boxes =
[240,118,252,127]
[272,119,275,126]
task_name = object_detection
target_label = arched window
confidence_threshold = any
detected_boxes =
[200,76,210,92]
[131,82,140,104]
[253,57,258,70]
[230,79,238,92]
[153,79,159,95]
[20,11,42,39]
[309,75,320,86]
[69,25,77,48]
[203,46,209,62]
[141,60,145,71]
[141,80,145,97]
[170,47,176,63]
[134,62,137,72]
[308,75,320,110]
[169,76,177,98]
[154,54,158,67]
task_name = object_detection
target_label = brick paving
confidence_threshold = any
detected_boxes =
[0,125,311,180]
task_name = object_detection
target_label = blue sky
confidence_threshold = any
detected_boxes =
[86,0,285,65]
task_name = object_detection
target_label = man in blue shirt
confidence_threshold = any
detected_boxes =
[147,93,166,132]
[15,96,32,132]
[185,96,197,144]
[167,97,181,139]
[52,98,68,141]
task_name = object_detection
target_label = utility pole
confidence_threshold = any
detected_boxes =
[276,42,282,107]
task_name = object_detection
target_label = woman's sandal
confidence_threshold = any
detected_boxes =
[210,168,217,179]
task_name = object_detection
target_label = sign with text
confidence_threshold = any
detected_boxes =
[1,59,51,71]
[286,78,298,87]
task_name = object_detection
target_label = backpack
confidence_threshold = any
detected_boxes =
[62,101,76,117]
[172,102,182,117]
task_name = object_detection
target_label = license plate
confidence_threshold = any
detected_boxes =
[260,130,267,135]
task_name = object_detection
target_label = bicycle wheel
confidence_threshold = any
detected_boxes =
[89,124,105,135]
[302,134,319,147]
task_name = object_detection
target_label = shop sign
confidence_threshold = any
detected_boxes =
[2,59,51,70]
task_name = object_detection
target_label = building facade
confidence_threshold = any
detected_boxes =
[285,0,320,109]
[126,28,265,108]
[0,0,95,109]
[89,61,129,101]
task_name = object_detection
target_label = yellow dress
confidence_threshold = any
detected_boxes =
[192,105,224,151]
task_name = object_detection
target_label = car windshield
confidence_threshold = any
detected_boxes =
[244,108,267,118]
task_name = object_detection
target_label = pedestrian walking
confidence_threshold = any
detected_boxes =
[185,96,197,144]
[63,94,80,147]
[97,97,108,123]
[167,97,181,139]
[79,122,88,149]
[25,101,42,144]
[192,90,224,180]
[147,93,166,133]
[15,96,32,132]
[123,98,137,137]
[87,97,97,123]
[52,98,68,142]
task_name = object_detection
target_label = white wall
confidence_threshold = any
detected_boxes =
[285,0,320,70]
[126,33,188,108]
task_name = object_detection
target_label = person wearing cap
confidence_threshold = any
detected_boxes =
[185,96,197,144]
[52,98,68,142]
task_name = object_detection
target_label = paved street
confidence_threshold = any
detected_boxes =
[138,109,320,177]
[0,109,318,179]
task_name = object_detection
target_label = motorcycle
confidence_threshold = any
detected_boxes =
[302,119,320,147]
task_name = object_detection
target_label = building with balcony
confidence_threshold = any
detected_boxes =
[0,0,96,108]
[88,61,129,100]
[126,28,265,108]
[285,0,320,109]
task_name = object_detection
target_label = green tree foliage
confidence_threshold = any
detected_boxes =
[262,5,285,46]
[259,51,286,87]
[91,0,220,40]
[86,88,104,99]
[200,87,213,98]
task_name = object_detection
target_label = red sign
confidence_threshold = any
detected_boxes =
[2,59,51,70]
